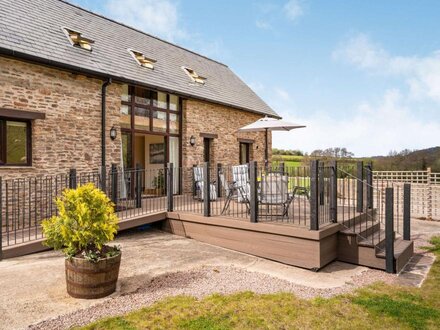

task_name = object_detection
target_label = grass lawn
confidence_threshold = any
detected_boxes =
[80,237,440,330]
[273,155,304,168]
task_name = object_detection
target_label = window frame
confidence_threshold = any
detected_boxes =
[120,85,182,171]
[121,86,181,137]
[0,118,32,166]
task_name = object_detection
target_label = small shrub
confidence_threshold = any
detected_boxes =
[42,183,119,259]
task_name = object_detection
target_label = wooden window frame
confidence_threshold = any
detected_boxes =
[0,118,32,166]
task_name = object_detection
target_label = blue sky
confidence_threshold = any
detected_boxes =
[69,0,440,156]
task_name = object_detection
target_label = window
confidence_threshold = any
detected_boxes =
[152,111,167,132]
[134,107,150,131]
[121,132,132,169]
[169,94,178,111]
[120,85,181,134]
[128,49,156,69]
[182,66,206,85]
[153,91,167,109]
[63,28,94,51]
[0,119,31,166]
[121,84,131,102]
[169,113,179,134]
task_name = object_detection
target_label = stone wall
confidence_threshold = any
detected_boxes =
[181,98,270,193]
[0,56,122,181]
[0,56,272,184]
[182,98,270,168]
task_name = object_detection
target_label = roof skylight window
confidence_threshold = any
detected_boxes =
[128,49,156,69]
[63,28,94,51]
[182,66,206,85]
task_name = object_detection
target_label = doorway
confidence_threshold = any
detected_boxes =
[204,138,211,163]
[239,142,250,164]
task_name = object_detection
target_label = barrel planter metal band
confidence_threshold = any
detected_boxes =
[65,253,121,299]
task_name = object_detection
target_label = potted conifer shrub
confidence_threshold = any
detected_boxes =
[42,183,121,299]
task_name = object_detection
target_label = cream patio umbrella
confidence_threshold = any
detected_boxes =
[238,116,306,165]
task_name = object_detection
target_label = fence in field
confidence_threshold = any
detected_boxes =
[373,169,440,220]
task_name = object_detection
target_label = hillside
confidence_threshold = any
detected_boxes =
[370,147,440,172]
[273,147,440,172]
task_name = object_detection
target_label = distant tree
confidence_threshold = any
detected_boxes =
[399,149,413,156]
[311,149,323,157]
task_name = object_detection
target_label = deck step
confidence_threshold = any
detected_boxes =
[357,229,386,248]
[340,219,380,238]
[375,238,414,273]
[375,238,412,258]
[340,209,376,229]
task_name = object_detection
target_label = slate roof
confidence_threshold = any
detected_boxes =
[0,0,279,118]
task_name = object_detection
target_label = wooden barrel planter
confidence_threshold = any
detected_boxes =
[65,253,121,299]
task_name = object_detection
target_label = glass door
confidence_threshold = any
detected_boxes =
[169,136,180,194]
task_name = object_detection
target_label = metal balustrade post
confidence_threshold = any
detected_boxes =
[249,161,258,223]
[192,164,197,197]
[385,187,395,273]
[216,163,222,198]
[69,168,77,189]
[330,160,337,223]
[279,162,285,175]
[427,167,432,220]
[356,161,364,213]
[310,160,319,230]
[366,162,373,209]
[319,164,324,206]
[203,162,211,217]
[167,163,174,212]
[403,183,411,241]
[135,165,142,208]
[110,163,118,205]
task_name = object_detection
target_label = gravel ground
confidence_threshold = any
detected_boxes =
[29,265,395,330]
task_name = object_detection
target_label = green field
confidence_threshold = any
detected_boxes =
[272,155,304,168]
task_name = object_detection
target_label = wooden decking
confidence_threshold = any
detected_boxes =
[1,194,414,273]
[1,193,351,253]
[163,212,340,270]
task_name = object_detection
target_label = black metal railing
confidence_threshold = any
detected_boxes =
[0,170,100,249]
[108,166,168,220]
[1,159,412,273]
[175,161,330,228]
[335,161,411,273]
[0,166,169,253]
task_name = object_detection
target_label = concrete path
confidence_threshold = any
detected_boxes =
[0,219,439,330]
[396,219,439,287]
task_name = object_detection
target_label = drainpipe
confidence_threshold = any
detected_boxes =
[101,78,112,192]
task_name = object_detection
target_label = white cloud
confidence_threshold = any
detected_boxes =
[333,33,440,103]
[274,87,291,102]
[284,0,305,21]
[96,0,226,60]
[272,89,440,156]
[248,81,266,94]
[105,0,184,42]
[267,34,440,156]
[332,34,388,69]
[255,20,272,30]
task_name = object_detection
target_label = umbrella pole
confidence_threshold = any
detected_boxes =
[265,128,268,168]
